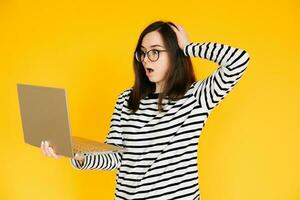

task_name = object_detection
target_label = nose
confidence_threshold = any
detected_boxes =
[143,54,151,65]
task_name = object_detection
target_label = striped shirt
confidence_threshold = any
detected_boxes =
[70,42,250,200]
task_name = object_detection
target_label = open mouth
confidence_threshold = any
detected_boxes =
[146,68,154,73]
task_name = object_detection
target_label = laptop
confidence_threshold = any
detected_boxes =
[16,83,127,159]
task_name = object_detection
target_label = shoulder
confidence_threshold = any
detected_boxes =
[118,87,132,98]
[115,87,132,104]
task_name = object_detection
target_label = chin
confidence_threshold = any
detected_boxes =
[149,78,160,83]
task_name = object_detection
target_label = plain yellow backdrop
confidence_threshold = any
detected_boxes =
[1,0,299,199]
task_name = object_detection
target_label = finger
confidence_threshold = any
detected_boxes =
[74,153,80,159]
[42,141,49,156]
[170,25,179,33]
[175,24,184,34]
[171,23,180,30]
[41,141,46,156]
[48,147,58,159]
[44,141,51,157]
[179,25,188,38]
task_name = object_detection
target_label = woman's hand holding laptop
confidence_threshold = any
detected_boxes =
[40,141,62,159]
[40,140,85,164]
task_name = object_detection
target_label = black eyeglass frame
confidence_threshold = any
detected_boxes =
[135,49,168,62]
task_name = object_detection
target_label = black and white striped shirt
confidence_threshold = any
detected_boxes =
[70,42,250,200]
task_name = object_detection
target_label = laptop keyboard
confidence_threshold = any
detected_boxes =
[71,136,123,154]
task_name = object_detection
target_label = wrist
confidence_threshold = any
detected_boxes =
[183,42,191,56]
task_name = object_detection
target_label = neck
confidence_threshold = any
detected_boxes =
[155,81,164,93]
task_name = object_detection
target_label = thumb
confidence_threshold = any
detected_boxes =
[74,153,86,160]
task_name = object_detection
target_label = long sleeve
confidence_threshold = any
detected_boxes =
[70,91,126,171]
[184,42,250,110]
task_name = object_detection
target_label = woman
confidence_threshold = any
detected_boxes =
[41,20,250,199]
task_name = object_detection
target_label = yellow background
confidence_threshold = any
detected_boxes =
[1,0,299,199]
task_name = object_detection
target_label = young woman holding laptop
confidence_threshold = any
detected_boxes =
[41,20,250,199]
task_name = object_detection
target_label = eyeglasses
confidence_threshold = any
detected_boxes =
[135,49,168,62]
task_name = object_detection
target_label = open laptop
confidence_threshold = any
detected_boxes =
[16,83,127,159]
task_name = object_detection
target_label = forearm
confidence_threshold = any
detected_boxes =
[70,152,122,171]
[184,42,251,110]
[183,42,250,72]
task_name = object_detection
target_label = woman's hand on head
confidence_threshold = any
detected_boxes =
[41,140,62,159]
[169,24,191,51]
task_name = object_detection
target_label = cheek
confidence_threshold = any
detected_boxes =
[156,57,170,73]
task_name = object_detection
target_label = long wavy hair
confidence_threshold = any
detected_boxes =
[128,20,196,113]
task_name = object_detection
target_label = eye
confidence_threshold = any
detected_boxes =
[149,49,159,55]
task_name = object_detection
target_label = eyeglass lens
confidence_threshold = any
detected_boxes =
[135,49,159,62]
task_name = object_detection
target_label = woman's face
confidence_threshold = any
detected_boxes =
[140,31,170,91]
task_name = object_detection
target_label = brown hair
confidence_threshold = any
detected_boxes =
[128,20,196,113]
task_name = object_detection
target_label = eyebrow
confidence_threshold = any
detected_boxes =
[141,44,164,49]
